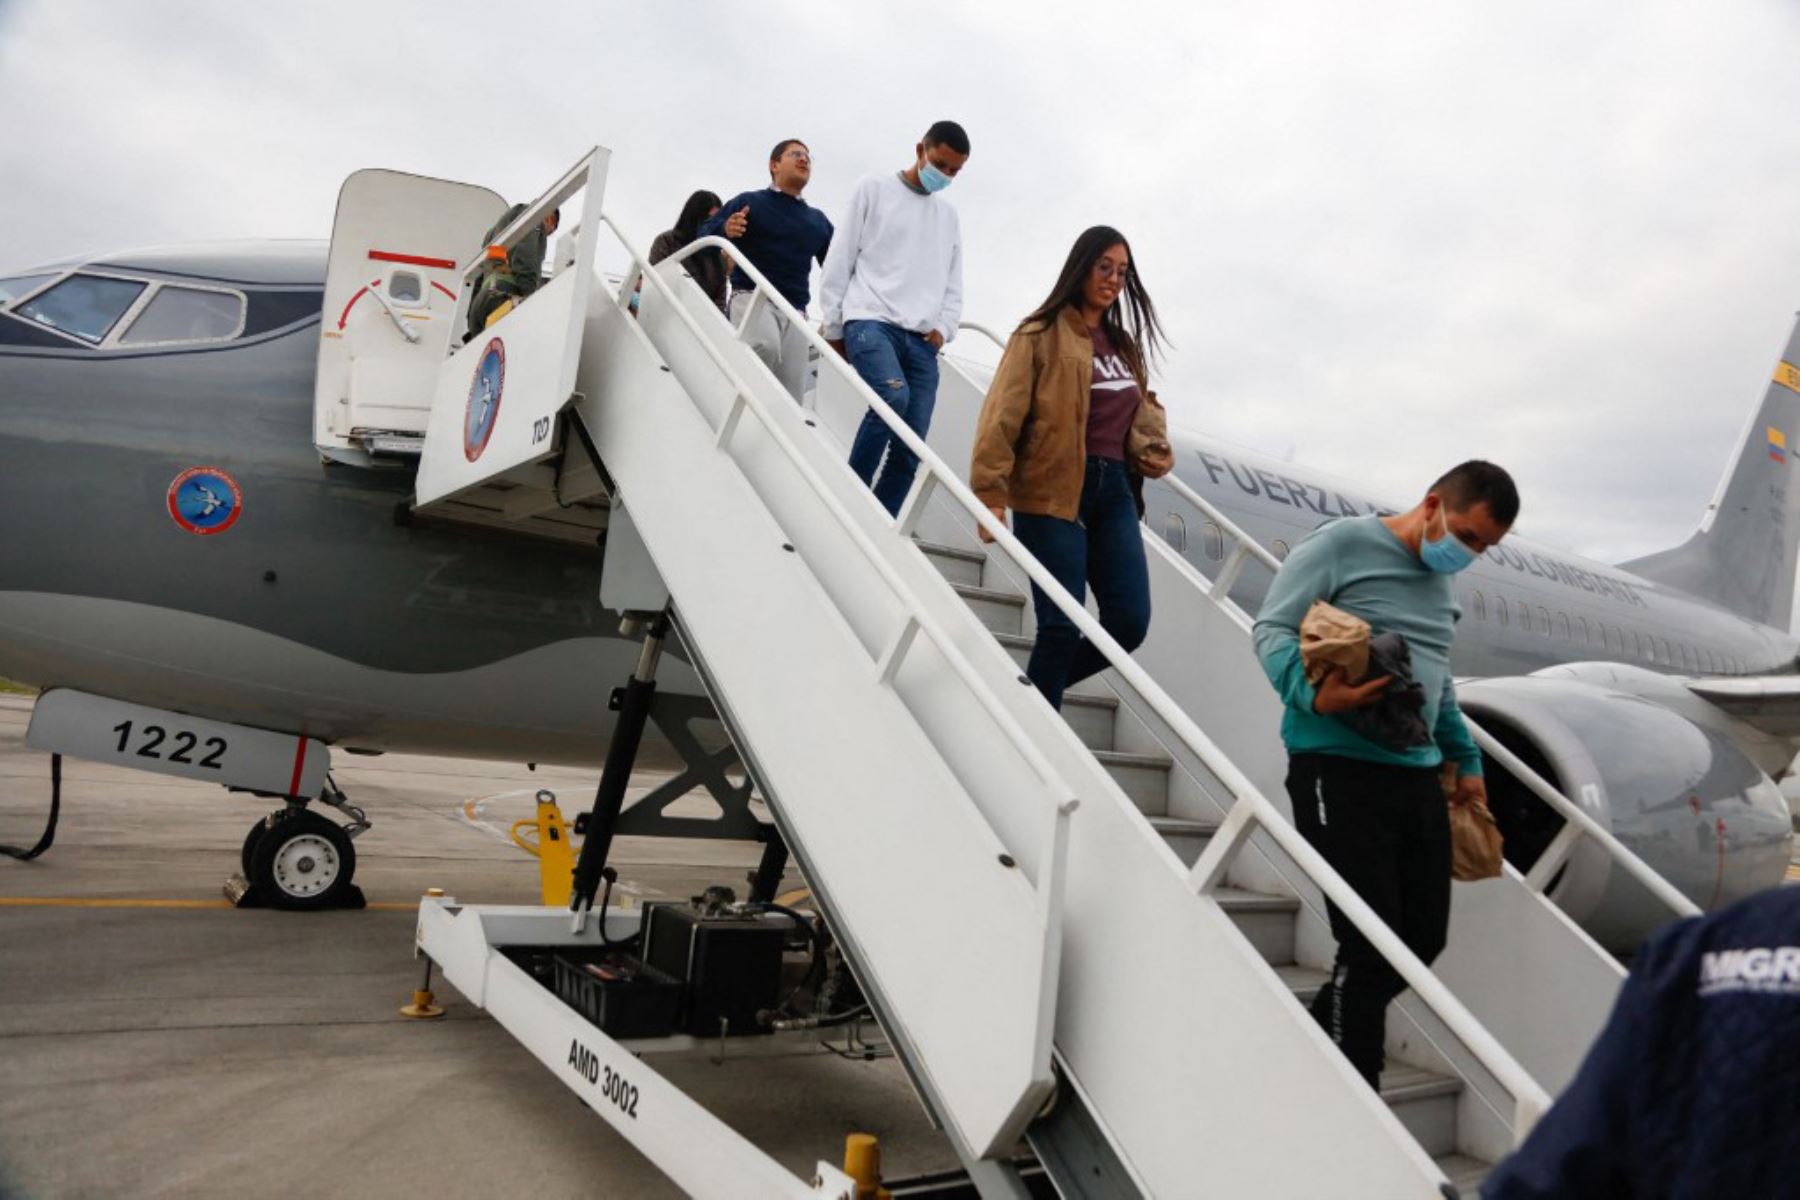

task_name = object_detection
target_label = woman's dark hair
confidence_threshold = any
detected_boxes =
[1019,225,1166,380]
[673,189,722,241]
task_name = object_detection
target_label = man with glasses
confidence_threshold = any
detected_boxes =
[820,120,970,515]
[700,138,834,400]
[1251,461,1519,1090]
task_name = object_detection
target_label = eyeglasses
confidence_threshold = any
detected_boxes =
[1094,261,1131,282]
[781,148,811,162]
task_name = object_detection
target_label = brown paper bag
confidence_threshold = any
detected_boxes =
[1450,799,1505,881]
[1299,599,1371,685]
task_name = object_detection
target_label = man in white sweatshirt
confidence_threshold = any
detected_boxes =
[821,121,969,516]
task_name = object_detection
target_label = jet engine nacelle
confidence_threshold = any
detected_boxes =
[1458,669,1793,952]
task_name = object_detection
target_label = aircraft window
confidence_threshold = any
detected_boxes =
[1272,539,1291,561]
[1203,522,1224,562]
[1471,591,1486,621]
[1495,596,1508,627]
[15,273,145,343]
[118,285,244,345]
[0,272,56,306]
[1535,606,1550,637]
[1578,616,1590,643]
[1162,512,1186,553]
[1556,612,1571,640]
[1655,637,1670,664]
[1633,631,1644,659]
[388,271,424,305]
[1517,602,1531,633]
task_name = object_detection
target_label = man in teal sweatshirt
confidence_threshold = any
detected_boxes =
[1252,460,1518,1088]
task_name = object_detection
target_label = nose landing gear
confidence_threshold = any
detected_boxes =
[225,775,369,911]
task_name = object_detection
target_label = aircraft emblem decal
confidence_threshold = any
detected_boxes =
[464,337,506,462]
[166,467,243,536]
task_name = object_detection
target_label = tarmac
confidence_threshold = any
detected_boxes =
[0,695,954,1198]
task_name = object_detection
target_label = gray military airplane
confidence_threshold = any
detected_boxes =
[0,239,1794,927]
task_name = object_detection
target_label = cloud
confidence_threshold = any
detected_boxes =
[3,0,1799,565]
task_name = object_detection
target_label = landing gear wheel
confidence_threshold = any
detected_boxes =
[240,812,279,877]
[248,810,358,911]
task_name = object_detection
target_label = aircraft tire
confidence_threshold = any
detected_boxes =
[248,810,357,911]
[240,812,279,877]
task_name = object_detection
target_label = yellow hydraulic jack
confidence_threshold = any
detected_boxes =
[843,1134,891,1200]
[400,888,447,1019]
[510,789,578,908]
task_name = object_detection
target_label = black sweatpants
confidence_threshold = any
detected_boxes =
[1285,752,1451,1089]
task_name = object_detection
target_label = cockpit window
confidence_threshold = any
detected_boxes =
[119,285,244,345]
[0,273,56,305]
[15,274,146,343]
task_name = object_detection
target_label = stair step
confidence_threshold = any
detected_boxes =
[992,632,1109,698]
[1212,886,1299,966]
[913,538,986,587]
[1273,963,1330,1004]
[1147,815,1216,865]
[1060,691,1117,752]
[1380,1065,1462,1159]
[952,582,1026,635]
[1093,750,1172,816]
[1434,1153,1491,1195]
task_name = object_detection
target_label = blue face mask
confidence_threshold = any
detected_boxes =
[1421,507,1478,575]
[918,160,952,194]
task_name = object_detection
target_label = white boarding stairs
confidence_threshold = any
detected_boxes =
[332,148,1675,1198]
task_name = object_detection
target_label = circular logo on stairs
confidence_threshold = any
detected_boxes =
[166,467,243,536]
[464,337,506,462]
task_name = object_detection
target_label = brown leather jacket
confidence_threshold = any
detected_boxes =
[970,308,1168,521]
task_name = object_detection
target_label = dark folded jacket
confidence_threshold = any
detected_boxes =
[1337,631,1431,752]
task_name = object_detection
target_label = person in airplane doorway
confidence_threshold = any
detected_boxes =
[820,120,970,516]
[1250,462,1518,1090]
[1482,884,1800,1198]
[649,189,728,313]
[700,139,834,400]
[969,226,1175,711]
[466,204,560,340]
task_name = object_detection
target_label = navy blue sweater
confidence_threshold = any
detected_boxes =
[1483,885,1800,1198]
[700,187,833,311]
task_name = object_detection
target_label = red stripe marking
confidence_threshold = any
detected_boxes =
[369,249,458,270]
[431,281,457,300]
[288,738,308,797]
[337,286,369,330]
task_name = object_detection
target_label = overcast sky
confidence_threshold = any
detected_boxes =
[3,0,1799,565]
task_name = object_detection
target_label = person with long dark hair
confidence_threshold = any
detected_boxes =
[649,189,727,312]
[970,226,1174,710]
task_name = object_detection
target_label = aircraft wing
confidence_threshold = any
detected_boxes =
[1687,676,1800,738]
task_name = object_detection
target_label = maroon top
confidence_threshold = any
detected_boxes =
[1085,325,1142,461]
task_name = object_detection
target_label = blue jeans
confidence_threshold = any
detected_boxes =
[1013,458,1152,710]
[845,320,940,516]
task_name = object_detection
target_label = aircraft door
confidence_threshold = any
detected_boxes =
[315,170,508,463]
[414,148,607,510]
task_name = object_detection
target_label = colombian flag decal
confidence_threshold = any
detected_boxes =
[1769,426,1788,464]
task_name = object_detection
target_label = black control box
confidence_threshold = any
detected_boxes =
[641,902,793,1038]
[549,948,683,1040]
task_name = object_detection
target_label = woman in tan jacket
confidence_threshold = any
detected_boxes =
[970,226,1174,710]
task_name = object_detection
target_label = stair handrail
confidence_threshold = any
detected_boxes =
[660,236,1555,1138]
[958,319,1701,924]
[601,214,1081,874]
